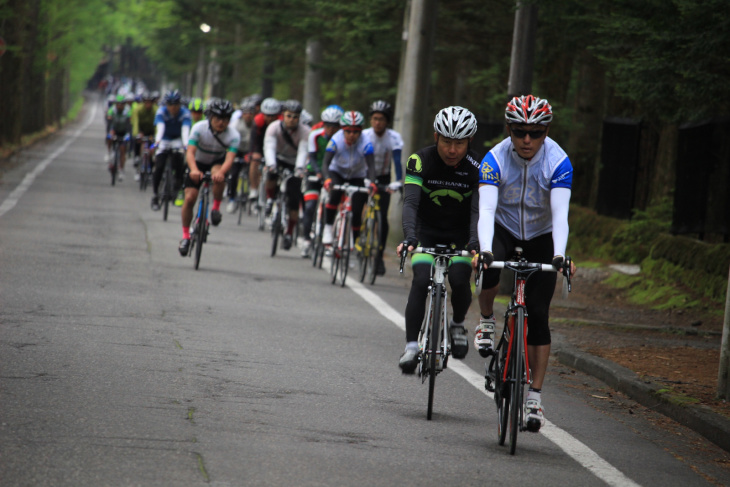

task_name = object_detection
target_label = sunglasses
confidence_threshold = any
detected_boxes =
[343,129,361,134]
[511,128,546,139]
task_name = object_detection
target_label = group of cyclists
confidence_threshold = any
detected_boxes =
[104,88,576,433]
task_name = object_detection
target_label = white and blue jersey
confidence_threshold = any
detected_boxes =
[325,130,375,179]
[154,106,192,149]
[479,136,573,242]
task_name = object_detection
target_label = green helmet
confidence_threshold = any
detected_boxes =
[115,94,126,103]
[189,98,205,112]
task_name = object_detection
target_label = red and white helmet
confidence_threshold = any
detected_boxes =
[505,95,553,125]
[340,110,364,128]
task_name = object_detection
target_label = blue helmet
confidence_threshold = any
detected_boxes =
[164,90,181,105]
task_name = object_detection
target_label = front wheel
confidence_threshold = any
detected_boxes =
[162,164,172,221]
[427,284,444,420]
[365,212,381,285]
[330,213,342,284]
[193,199,207,270]
[271,202,282,257]
[338,214,350,287]
[508,308,525,455]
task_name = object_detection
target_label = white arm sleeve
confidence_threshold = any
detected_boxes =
[550,187,571,258]
[478,185,499,253]
[295,135,309,170]
[154,122,165,144]
[264,132,277,168]
[181,125,190,147]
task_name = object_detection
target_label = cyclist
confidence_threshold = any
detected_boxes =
[189,98,206,124]
[178,99,240,256]
[131,92,158,181]
[396,106,480,374]
[151,90,192,211]
[248,97,282,206]
[300,106,343,258]
[263,99,311,250]
[226,97,256,213]
[475,94,575,432]
[362,100,404,275]
[321,110,377,247]
[106,94,132,181]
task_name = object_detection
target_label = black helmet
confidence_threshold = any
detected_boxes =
[369,100,393,121]
[164,90,181,105]
[206,98,234,118]
[282,99,303,114]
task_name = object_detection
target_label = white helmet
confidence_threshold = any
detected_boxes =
[505,95,553,125]
[433,106,477,139]
[321,106,343,124]
[260,97,281,116]
[300,109,313,125]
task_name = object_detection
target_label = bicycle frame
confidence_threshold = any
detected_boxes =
[190,172,212,270]
[330,184,369,286]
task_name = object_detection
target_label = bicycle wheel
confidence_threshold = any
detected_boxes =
[139,153,147,191]
[427,283,444,420]
[357,215,371,282]
[271,201,282,257]
[495,325,510,446]
[338,213,350,287]
[237,173,247,225]
[365,212,381,285]
[111,147,118,186]
[257,181,266,231]
[330,214,341,284]
[312,199,325,268]
[194,200,207,270]
[163,164,172,221]
[508,307,525,455]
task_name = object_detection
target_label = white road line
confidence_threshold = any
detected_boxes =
[345,278,642,487]
[0,100,98,219]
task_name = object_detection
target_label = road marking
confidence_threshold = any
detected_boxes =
[345,278,642,487]
[0,100,98,219]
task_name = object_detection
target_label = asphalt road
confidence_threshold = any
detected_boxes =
[1,96,728,486]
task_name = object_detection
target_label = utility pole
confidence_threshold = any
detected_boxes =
[718,265,730,399]
[303,38,322,120]
[507,1,538,98]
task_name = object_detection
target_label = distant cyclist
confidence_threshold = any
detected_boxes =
[397,106,480,374]
[189,98,206,124]
[476,94,575,432]
[131,92,158,181]
[151,90,192,211]
[321,110,377,247]
[178,99,239,256]
[106,94,132,181]
[263,99,311,250]
[226,97,256,213]
[248,97,282,205]
[300,106,343,258]
[362,100,404,275]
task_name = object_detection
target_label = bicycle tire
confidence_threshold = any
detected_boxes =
[163,164,172,221]
[312,199,325,268]
[194,199,207,270]
[237,173,247,225]
[111,147,119,186]
[338,213,350,287]
[495,327,510,446]
[257,181,266,231]
[509,307,525,455]
[139,153,146,191]
[271,203,282,257]
[366,212,381,285]
[330,213,341,284]
[357,214,371,282]
[427,283,443,420]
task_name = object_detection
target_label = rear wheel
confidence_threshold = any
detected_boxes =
[427,284,443,420]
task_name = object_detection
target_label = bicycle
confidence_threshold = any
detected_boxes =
[329,184,369,287]
[158,147,184,222]
[311,188,328,269]
[137,136,155,192]
[477,247,572,455]
[269,167,294,257]
[188,172,212,270]
[108,135,128,186]
[399,244,472,420]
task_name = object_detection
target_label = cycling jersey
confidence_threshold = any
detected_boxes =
[235,117,253,154]
[362,128,403,180]
[107,106,131,134]
[132,105,156,136]
[188,120,240,165]
[264,120,310,170]
[403,145,480,245]
[307,127,330,173]
[323,129,375,179]
[154,105,192,149]
[250,112,282,156]
[478,136,573,251]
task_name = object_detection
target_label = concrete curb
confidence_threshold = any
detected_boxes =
[555,345,730,453]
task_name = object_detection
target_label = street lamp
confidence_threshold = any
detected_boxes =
[200,23,211,33]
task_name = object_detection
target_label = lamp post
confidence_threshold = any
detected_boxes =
[195,24,211,98]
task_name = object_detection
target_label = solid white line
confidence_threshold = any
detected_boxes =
[345,278,642,487]
[0,100,98,219]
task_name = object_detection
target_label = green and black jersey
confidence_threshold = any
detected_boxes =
[403,145,480,247]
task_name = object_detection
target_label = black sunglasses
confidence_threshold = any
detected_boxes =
[511,128,546,139]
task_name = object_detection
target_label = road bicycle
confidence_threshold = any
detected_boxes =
[188,172,212,270]
[269,167,294,257]
[478,247,572,454]
[233,157,250,225]
[137,136,155,192]
[158,147,184,222]
[399,244,472,420]
[311,188,328,269]
[329,184,369,287]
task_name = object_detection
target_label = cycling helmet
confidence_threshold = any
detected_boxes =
[300,109,313,126]
[188,97,205,112]
[433,106,478,139]
[505,95,553,125]
[369,100,393,121]
[239,98,256,114]
[340,110,365,128]
[164,90,181,105]
[206,98,234,118]
[326,104,344,112]
[248,93,263,106]
[260,97,281,115]
[115,94,126,103]
[321,106,343,124]
[142,92,155,101]
[282,99,303,114]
